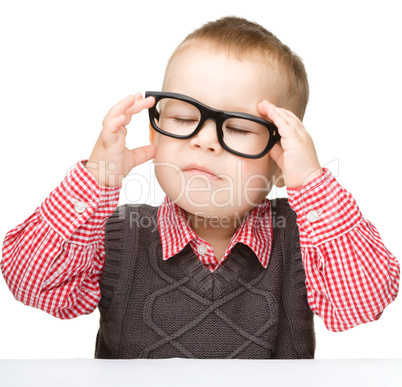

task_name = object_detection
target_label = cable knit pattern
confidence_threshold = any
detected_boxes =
[95,199,315,359]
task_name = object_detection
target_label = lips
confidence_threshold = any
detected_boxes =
[182,165,222,180]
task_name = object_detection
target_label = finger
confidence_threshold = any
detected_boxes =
[129,144,157,167]
[258,100,302,129]
[259,101,305,140]
[258,100,289,128]
[121,96,155,127]
[274,107,304,131]
[279,107,299,121]
[257,99,275,118]
[99,114,127,148]
[125,96,155,119]
[103,95,154,130]
[102,113,126,135]
[102,93,142,125]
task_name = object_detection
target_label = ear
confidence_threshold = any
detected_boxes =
[149,124,158,146]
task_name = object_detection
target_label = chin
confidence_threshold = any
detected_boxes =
[178,197,252,223]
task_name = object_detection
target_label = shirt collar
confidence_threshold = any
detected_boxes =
[157,196,273,269]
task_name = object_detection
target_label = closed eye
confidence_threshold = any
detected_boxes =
[225,126,251,135]
[173,117,199,125]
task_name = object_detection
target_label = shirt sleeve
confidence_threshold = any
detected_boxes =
[1,160,121,319]
[287,168,400,332]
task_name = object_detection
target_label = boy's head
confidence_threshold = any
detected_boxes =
[164,16,309,120]
[150,16,309,223]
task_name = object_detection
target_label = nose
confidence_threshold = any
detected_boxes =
[189,120,223,154]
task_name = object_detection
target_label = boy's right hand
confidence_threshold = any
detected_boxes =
[85,93,156,187]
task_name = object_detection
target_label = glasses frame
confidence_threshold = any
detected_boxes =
[145,91,280,159]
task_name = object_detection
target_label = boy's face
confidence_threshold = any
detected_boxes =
[151,44,283,221]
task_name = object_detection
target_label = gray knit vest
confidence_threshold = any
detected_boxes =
[95,198,315,359]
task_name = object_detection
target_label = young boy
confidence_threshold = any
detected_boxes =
[1,17,399,359]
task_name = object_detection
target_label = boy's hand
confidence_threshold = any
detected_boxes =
[86,93,156,187]
[258,100,322,189]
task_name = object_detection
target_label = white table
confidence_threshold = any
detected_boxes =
[1,358,401,387]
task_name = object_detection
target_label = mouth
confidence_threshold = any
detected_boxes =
[182,165,222,181]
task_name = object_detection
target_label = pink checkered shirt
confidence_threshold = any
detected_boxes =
[1,160,399,332]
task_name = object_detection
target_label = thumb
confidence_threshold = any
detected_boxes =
[269,142,284,171]
[129,144,157,168]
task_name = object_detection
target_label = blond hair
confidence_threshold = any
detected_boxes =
[163,16,309,120]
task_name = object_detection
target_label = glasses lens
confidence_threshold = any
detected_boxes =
[154,98,201,137]
[222,118,270,156]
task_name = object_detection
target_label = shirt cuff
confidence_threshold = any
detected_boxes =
[40,160,122,240]
[287,168,363,245]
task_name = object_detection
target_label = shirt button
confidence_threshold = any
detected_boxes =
[197,243,208,255]
[74,201,87,214]
[306,210,320,223]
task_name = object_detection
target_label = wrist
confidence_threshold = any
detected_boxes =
[79,160,122,203]
[285,166,323,189]
[84,159,123,188]
[286,166,324,191]
[300,167,323,187]
[84,160,104,186]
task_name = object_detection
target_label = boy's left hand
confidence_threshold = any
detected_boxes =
[258,100,322,188]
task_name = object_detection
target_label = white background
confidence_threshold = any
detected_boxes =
[0,0,401,359]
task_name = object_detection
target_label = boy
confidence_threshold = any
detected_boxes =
[1,17,399,358]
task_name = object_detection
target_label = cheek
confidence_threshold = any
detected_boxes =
[153,136,182,168]
[153,136,207,208]
[239,158,272,206]
[154,165,184,203]
[153,141,184,201]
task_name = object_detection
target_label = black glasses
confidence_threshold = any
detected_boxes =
[145,91,280,159]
